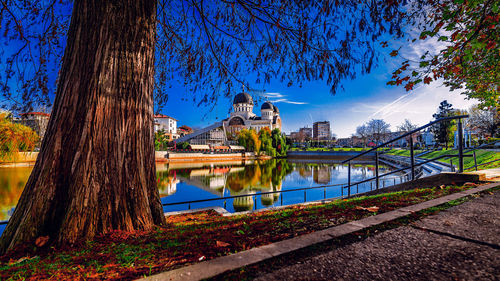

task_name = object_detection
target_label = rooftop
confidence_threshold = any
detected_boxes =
[154,114,178,121]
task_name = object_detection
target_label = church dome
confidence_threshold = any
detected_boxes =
[233,92,253,105]
[261,101,274,110]
[273,105,279,113]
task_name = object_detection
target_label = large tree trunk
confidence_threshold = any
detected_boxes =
[0,0,165,254]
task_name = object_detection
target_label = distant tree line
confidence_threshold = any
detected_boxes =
[355,119,391,146]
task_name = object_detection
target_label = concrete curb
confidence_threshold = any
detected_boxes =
[139,182,499,281]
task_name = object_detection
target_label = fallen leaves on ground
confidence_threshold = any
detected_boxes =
[35,236,49,247]
[216,241,230,247]
[355,206,380,212]
[0,184,480,281]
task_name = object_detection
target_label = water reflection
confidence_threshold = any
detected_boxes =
[158,160,394,212]
[0,160,395,223]
[158,160,292,211]
[0,167,32,221]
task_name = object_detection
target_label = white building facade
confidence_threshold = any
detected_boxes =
[224,92,282,135]
[154,114,178,139]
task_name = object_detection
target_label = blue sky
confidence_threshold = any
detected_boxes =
[160,54,477,138]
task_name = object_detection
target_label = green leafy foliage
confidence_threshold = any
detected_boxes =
[237,129,261,154]
[237,128,289,157]
[154,130,170,151]
[431,100,455,148]
[387,0,499,107]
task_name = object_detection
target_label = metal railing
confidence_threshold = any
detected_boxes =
[341,115,469,196]
[161,175,409,211]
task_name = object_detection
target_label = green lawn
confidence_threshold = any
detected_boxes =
[385,149,500,170]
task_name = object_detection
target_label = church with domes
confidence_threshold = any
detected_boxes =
[223,92,282,135]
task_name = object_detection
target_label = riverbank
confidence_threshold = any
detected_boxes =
[0,152,38,167]
[155,151,271,163]
[1,181,496,280]
[0,152,271,167]
[286,150,375,162]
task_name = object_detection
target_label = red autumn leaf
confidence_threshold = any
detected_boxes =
[355,206,379,212]
[216,240,230,247]
[404,82,414,91]
[424,76,432,84]
[35,236,49,247]
[389,50,398,57]
[486,41,496,50]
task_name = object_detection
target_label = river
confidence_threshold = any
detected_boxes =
[0,159,401,234]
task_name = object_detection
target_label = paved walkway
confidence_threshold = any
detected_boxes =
[467,168,500,182]
[253,190,500,281]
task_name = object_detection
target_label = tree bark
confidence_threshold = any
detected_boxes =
[0,0,166,254]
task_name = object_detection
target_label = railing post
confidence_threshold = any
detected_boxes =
[410,135,415,180]
[458,118,464,173]
[450,159,454,172]
[348,162,351,197]
[375,151,379,190]
[473,151,478,171]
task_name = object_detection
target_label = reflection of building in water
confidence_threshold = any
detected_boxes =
[273,182,282,202]
[233,191,254,212]
[298,166,313,179]
[178,168,227,196]
[158,177,179,197]
[261,193,274,206]
[313,166,331,184]
[167,161,291,212]
[260,182,283,206]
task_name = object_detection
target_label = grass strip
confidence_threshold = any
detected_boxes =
[385,149,500,170]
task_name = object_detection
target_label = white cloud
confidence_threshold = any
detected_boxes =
[272,98,308,105]
[261,92,284,98]
[261,92,308,105]
[357,81,477,130]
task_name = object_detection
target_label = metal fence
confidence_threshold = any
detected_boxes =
[341,115,470,196]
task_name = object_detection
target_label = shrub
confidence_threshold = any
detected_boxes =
[0,113,39,162]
